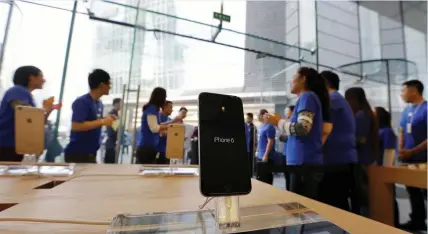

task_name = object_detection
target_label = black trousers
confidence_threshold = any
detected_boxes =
[406,186,427,224]
[288,165,323,201]
[319,164,352,211]
[350,164,369,216]
[136,146,157,164]
[104,148,116,164]
[157,152,170,164]
[64,153,96,163]
[0,147,23,162]
[256,159,274,185]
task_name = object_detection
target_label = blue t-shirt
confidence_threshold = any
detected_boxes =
[378,127,397,165]
[286,91,323,165]
[138,104,160,148]
[256,123,276,159]
[0,85,36,147]
[323,91,358,164]
[400,101,427,163]
[156,113,171,153]
[64,94,104,155]
[245,122,250,153]
[355,110,375,165]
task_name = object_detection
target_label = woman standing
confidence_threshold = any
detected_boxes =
[0,66,60,161]
[374,106,397,166]
[345,87,379,216]
[268,67,330,200]
[136,87,170,164]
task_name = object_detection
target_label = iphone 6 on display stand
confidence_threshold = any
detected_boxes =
[198,92,252,197]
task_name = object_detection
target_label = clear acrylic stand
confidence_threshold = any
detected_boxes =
[215,196,240,229]
[169,158,181,174]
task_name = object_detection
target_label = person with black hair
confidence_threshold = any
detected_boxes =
[136,87,171,164]
[245,112,257,176]
[267,67,330,200]
[256,109,276,185]
[318,70,358,211]
[398,79,427,231]
[104,98,122,164]
[174,107,188,123]
[64,69,115,163]
[374,107,396,166]
[156,100,174,164]
[0,66,61,161]
[344,87,379,216]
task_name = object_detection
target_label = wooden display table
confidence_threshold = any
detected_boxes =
[0,164,408,234]
[368,164,427,226]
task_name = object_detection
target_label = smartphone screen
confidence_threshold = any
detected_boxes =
[198,92,252,197]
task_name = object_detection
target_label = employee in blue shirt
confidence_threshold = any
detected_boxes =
[398,80,427,231]
[268,67,330,200]
[345,87,379,216]
[374,107,397,166]
[246,113,257,177]
[0,66,60,161]
[319,71,357,211]
[256,109,276,185]
[64,69,115,163]
[156,100,173,164]
[136,87,171,164]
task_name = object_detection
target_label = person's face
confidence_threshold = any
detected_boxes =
[285,108,293,120]
[100,81,111,95]
[163,103,173,116]
[290,72,305,94]
[179,110,187,119]
[114,101,122,111]
[400,85,416,103]
[246,116,253,123]
[28,72,46,89]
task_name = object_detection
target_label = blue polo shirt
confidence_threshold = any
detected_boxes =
[286,91,323,165]
[400,101,427,163]
[0,85,36,147]
[245,122,250,153]
[138,104,160,148]
[257,123,276,159]
[355,110,375,165]
[156,113,171,153]
[64,94,104,155]
[323,91,358,164]
[378,127,397,165]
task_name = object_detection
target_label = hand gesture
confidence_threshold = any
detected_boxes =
[398,149,413,161]
[102,115,116,126]
[43,96,55,110]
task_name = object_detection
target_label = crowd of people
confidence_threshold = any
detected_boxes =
[250,67,426,231]
[0,65,426,231]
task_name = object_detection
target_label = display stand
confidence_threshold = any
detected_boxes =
[215,196,240,229]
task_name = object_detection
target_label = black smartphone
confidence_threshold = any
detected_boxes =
[198,92,252,197]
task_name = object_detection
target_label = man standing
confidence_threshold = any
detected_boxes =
[246,113,257,176]
[398,79,427,231]
[64,69,115,163]
[156,100,173,164]
[104,98,121,164]
[278,106,294,190]
[175,107,188,123]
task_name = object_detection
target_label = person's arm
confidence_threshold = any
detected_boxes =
[262,126,276,161]
[147,114,168,133]
[398,109,407,151]
[322,122,333,144]
[410,140,428,154]
[71,100,109,132]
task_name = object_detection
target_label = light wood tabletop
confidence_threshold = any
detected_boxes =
[0,164,408,234]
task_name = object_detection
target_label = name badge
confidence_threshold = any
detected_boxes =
[407,123,412,134]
